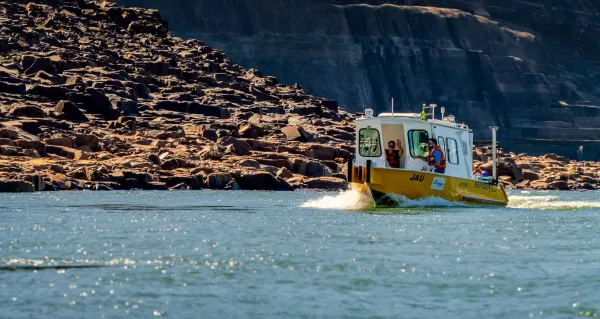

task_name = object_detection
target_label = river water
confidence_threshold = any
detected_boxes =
[1,190,600,318]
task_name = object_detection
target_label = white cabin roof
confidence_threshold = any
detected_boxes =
[357,112,472,132]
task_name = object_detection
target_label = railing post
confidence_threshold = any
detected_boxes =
[490,126,499,181]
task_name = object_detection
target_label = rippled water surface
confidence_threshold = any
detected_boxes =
[1,190,600,318]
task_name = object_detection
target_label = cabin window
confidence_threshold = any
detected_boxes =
[446,138,459,165]
[462,141,468,155]
[437,137,446,155]
[408,130,429,158]
[359,128,382,157]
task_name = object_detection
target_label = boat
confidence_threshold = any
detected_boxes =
[347,104,509,207]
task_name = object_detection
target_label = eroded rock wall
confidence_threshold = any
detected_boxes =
[117,0,600,157]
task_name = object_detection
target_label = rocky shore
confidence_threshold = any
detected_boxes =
[0,0,354,192]
[475,148,600,191]
[0,0,597,193]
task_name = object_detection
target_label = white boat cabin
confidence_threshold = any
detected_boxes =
[354,110,474,180]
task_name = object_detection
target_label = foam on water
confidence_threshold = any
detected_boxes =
[301,191,467,210]
[385,194,467,208]
[300,190,374,210]
[302,190,600,211]
[508,194,600,210]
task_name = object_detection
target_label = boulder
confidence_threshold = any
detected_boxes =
[74,134,99,150]
[26,84,67,101]
[235,171,292,191]
[8,105,46,118]
[522,170,540,181]
[155,101,190,113]
[83,88,120,120]
[200,129,219,142]
[24,57,56,75]
[281,125,314,142]
[14,139,46,154]
[238,123,265,139]
[0,181,35,193]
[206,173,237,190]
[305,177,347,191]
[306,144,338,161]
[1,146,23,156]
[44,137,73,148]
[0,81,26,95]
[46,145,87,160]
[189,103,229,118]
[54,101,89,122]
[276,167,294,179]
[238,159,261,169]
[218,136,250,156]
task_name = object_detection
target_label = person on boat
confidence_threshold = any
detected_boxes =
[419,138,446,174]
[385,139,404,168]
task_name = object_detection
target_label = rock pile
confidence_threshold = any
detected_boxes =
[0,0,353,192]
[474,147,600,191]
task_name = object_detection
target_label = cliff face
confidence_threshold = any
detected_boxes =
[117,0,600,157]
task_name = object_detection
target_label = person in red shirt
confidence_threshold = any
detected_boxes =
[385,139,404,168]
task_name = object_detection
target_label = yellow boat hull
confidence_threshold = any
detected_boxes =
[350,168,508,207]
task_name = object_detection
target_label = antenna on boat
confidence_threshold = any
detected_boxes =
[440,107,445,120]
[490,126,499,182]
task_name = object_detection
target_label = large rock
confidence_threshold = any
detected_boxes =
[238,123,265,139]
[8,105,46,118]
[83,88,120,120]
[206,173,237,189]
[54,101,89,122]
[26,84,67,101]
[23,57,56,75]
[305,177,347,191]
[0,181,35,193]
[235,171,292,191]
[218,136,250,156]
[281,125,314,142]
[0,81,26,94]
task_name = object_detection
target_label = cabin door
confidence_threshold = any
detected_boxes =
[431,125,471,178]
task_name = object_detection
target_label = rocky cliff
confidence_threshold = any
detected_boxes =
[0,0,355,192]
[117,0,600,158]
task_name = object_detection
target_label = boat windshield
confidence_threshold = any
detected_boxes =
[408,130,429,157]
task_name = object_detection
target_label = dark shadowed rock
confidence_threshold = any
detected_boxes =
[26,84,67,101]
[305,177,346,190]
[0,81,26,94]
[24,57,56,75]
[54,101,88,122]
[8,105,46,118]
[206,173,237,190]
[235,171,292,191]
[0,181,35,193]
[83,88,120,120]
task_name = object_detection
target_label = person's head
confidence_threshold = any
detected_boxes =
[388,140,396,149]
[428,138,437,149]
[579,146,584,151]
